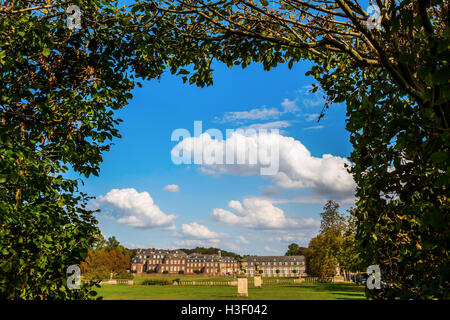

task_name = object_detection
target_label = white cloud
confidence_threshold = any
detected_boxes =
[163,184,180,192]
[173,239,221,248]
[240,120,291,131]
[264,245,277,253]
[181,222,225,240]
[281,98,299,113]
[219,106,282,122]
[304,125,324,130]
[172,131,355,198]
[299,85,325,108]
[236,236,249,244]
[97,188,176,230]
[306,113,320,122]
[216,97,300,124]
[212,197,320,230]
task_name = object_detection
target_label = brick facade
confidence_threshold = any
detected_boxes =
[131,249,307,277]
[131,249,239,276]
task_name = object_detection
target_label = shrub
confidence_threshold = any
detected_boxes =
[146,269,154,274]
[162,270,169,274]
[141,279,171,286]
[178,270,184,274]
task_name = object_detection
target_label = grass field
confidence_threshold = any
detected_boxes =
[96,278,366,300]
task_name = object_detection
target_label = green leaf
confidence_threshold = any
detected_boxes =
[430,151,447,163]
[42,47,50,58]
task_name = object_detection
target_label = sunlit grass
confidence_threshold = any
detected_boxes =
[96,281,366,300]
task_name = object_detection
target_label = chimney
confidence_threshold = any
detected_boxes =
[218,250,221,257]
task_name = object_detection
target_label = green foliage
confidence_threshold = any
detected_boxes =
[285,243,307,256]
[178,247,242,260]
[305,234,339,279]
[141,279,171,286]
[305,201,344,279]
[80,237,134,281]
[0,0,168,299]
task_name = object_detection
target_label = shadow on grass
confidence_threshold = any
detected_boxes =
[333,292,367,300]
[296,283,365,292]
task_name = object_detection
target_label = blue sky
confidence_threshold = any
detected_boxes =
[81,59,354,256]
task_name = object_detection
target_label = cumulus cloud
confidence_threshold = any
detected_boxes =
[306,113,320,122]
[304,125,324,130]
[97,188,176,230]
[173,239,221,247]
[281,98,299,113]
[172,131,355,198]
[218,106,282,123]
[215,97,300,124]
[236,236,249,244]
[240,121,292,131]
[163,184,180,192]
[181,222,225,240]
[212,197,320,230]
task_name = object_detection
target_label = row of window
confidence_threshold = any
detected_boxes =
[145,260,236,266]
[156,267,237,273]
[247,261,304,266]
[138,255,235,263]
[246,268,305,274]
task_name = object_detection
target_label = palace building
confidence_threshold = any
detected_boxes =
[130,248,239,276]
[242,256,306,277]
[130,249,306,277]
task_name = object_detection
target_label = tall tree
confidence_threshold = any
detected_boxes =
[0,0,170,299]
[305,233,337,280]
[143,0,450,299]
[305,201,345,279]
[338,209,363,281]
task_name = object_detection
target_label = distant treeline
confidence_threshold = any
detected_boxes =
[177,247,242,260]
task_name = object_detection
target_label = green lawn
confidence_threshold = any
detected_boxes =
[96,281,366,300]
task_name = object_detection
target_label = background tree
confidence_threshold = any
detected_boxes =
[305,233,337,280]
[305,201,345,280]
[285,243,307,256]
[143,0,450,299]
[80,237,134,280]
[338,209,363,281]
